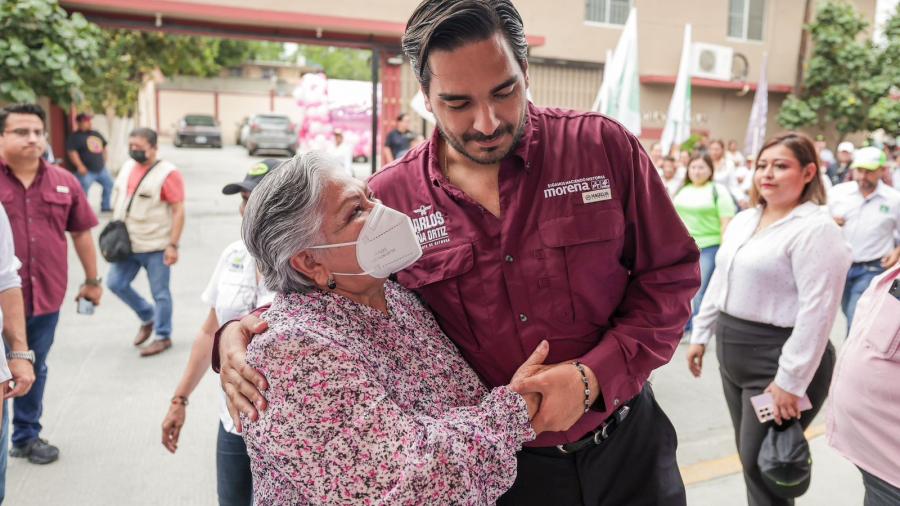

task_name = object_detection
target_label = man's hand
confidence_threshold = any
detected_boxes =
[765,381,801,426]
[77,284,103,305]
[686,344,706,378]
[512,361,599,434]
[77,167,88,177]
[5,359,35,399]
[161,402,186,453]
[834,216,846,227]
[881,247,900,269]
[163,245,179,266]
[220,314,270,432]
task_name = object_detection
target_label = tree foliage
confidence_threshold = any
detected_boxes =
[293,45,372,81]
[0,0,102,105]
[778,1,900,139]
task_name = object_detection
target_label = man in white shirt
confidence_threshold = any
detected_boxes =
[327,130,354,178]
[829,146,900,329]
[0,204,36,503]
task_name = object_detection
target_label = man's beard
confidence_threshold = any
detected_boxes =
[435,107,527,165]
[859,178,877,192]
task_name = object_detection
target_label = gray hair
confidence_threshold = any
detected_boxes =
[242,151,339,293]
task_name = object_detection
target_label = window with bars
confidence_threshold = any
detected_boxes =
[728,0,766,41]
[585,0,631,25]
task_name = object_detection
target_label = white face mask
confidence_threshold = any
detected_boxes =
[308,203,423,279]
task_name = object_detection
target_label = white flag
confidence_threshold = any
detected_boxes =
[743,53,769,158]
[660,24,693,156]
[593,8,641,135]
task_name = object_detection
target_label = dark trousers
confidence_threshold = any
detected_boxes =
[861,468,900,506]
[12,312,60,447]
[216,422,252,506]
[497,384,686,506]
[716,313,834,506]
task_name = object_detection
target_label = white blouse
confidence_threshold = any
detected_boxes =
[691,202,852,396]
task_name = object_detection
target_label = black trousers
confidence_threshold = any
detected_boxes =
[497,384,686,506]
[716,312,835,506]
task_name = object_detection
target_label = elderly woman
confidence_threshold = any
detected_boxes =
[238,152,548,505]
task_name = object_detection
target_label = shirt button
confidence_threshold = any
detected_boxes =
[519,313,528,322]
[505,254,514,263]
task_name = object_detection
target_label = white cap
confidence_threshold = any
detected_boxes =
[837,142,855,154]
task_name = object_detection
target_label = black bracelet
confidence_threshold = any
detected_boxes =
[573,362,591,413]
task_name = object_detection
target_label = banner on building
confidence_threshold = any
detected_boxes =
[593,7,641,135]
[661,24,693,156]
[744,53,769,159]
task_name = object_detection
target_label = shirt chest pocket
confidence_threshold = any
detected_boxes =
[396,242,485,351]
[41,191,72,231]
[859,291,900,359]
[537,208,627,324]
[128,191,156,219]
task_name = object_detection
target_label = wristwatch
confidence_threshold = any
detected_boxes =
[6,350,35,364]
[84,277,102,287]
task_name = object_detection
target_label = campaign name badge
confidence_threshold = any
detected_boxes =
[582,188,612,204]
[56,185,70,194]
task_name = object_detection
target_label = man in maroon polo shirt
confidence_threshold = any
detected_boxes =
[0,104,102,466]
[215,1,699,503]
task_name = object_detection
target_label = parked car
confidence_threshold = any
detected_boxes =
[245,114,298,156]
[173,114,222,148]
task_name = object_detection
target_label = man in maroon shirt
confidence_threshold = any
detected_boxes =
[0,104,102,466]
[215,1,699,503]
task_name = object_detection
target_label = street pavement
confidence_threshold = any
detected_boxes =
[5,145,865,505]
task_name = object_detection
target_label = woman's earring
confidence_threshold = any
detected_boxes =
[327,276,336,290]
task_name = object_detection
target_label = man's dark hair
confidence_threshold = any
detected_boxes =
[0,103,47,133]
[397,112,409,122]
[129,127,158,148]
[402,0,528,95]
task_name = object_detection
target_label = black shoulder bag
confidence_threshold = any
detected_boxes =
[99,161,161,263]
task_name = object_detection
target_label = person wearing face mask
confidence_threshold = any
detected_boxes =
[160,159,279,506]
[232,152,550,504]
[828,146,900,331]
[687,133,851,506]
[107,127,186,356]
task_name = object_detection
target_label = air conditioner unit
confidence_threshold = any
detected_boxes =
[690,43,734,81]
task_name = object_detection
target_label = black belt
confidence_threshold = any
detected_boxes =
[853,259,883,267]
[524,395,637,456]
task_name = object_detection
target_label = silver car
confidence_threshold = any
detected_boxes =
[245,114,298,156]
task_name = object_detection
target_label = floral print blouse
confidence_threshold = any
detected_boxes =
[242,280,535,505]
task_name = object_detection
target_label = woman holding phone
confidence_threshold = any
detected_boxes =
[686,133,851,506]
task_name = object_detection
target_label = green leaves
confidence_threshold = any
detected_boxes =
[778,0,900,138]
[0,0,102,106]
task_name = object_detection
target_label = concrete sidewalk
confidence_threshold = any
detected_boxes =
[4,146,869,505]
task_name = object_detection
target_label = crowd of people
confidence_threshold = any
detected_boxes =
[0,0,899,505]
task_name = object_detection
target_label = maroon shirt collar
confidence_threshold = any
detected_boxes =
[425,102,541,186]
[0,157,49,187]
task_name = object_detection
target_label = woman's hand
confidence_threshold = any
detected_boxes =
[161,402,186,453]
[686,344,706,378]
[509,341,550,425]
[220,314,270,432]
[765,382,801,426]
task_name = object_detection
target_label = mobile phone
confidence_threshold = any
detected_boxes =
[750,392,812,424]
[77,297,95,315]
[890,279,900,301]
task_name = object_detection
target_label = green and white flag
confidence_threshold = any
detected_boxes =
[660,24,692,156]
[593,7,641,136]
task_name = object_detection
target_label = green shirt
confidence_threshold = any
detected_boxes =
[673,183,736,249]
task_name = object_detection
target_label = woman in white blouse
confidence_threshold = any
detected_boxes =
[686,133,852,506]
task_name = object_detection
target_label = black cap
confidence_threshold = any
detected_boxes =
[75,113,92,122]
[757,422,812,499]
[222,159,282,195]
